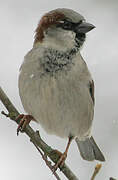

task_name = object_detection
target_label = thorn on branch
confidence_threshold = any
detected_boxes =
[35,130,41,138]
[1,111,9,117]
[1,110,18,121]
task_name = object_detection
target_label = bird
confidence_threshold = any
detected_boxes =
[17,8,105,169]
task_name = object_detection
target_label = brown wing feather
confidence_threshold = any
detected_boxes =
[89,80,95,105]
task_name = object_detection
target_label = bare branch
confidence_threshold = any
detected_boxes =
[0,86,78,180]
[91,164,102,180]
[31,137,61,180]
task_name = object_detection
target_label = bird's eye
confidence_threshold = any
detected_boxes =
[79,20,83,24]
[57,20,74,30]
[62,21,72,29]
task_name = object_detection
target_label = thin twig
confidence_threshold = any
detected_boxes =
[31,138,61,180]
[91,164,102,180]
[0,86,78,180]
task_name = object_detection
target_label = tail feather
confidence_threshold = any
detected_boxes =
[75,136,105,162]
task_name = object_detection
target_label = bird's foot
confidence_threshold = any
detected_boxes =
[52,150,67,172]
[16,114,34,135]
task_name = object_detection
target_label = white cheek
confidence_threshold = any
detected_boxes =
[66,31,75,38]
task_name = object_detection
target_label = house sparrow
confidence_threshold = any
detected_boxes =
[18,8,105,169]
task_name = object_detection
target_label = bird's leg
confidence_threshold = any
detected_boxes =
[53,136,73,172]
[16,114,35,135]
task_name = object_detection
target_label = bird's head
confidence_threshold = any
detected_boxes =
[34,8,95,51]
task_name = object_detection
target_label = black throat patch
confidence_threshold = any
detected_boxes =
[41,47,79,76]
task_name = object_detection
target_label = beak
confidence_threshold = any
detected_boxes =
[75,22,95,34]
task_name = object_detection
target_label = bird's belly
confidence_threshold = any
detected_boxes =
[19,73,94,140]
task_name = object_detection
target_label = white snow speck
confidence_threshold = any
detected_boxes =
[30,74,34,78]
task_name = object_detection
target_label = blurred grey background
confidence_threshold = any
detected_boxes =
[0,0,118,179]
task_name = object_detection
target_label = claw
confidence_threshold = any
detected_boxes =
[53,151,67,172]
[16,114,34,135]
[52,136,73,172]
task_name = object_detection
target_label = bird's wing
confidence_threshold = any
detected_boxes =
[89,80,95,105]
